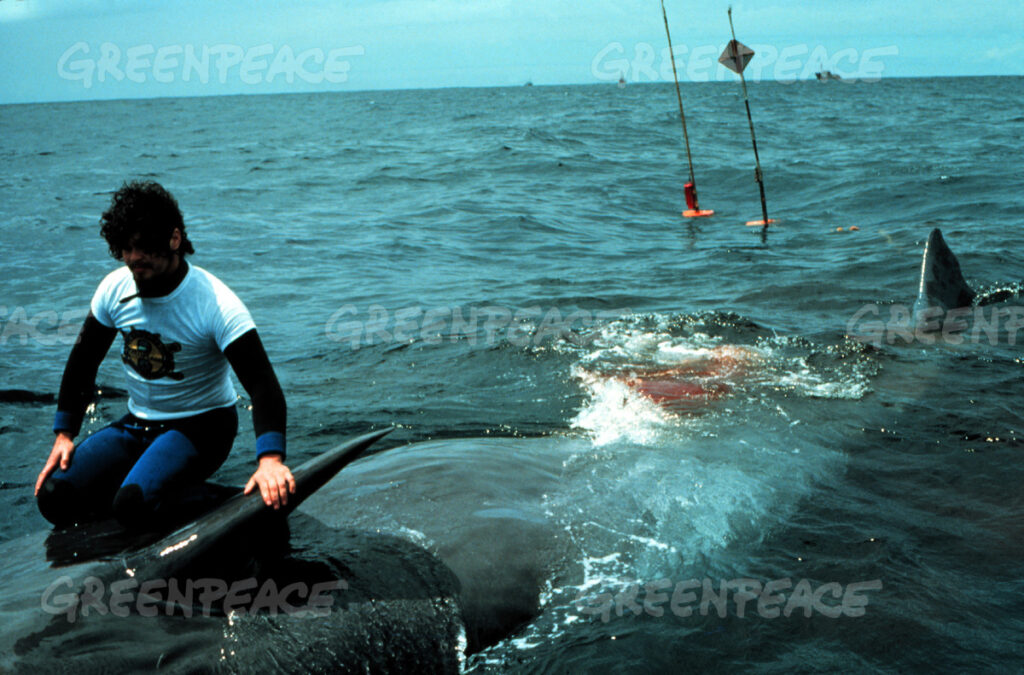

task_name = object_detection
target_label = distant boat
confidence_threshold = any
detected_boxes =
[814,60,843,82]
[815,70,843,82]
[524,81,533,87]
[617,71,626,88]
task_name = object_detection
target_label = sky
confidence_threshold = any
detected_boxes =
[0,0,1022,104]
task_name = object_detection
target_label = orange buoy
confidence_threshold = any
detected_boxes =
[682,182,715,217]
[684,182,698,210]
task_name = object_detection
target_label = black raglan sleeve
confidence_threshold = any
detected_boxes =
[53,313,118,437]
[223,328,288,461]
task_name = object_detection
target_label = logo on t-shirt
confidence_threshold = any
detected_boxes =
[121,328,185,381]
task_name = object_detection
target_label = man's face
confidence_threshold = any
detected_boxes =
[122,229,181,284]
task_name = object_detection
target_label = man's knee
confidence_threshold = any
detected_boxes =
[36,478,79,527]
[112,483,149,528]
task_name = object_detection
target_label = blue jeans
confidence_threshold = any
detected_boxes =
[38,406,237,528]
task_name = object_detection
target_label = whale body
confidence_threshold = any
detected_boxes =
[0,429,475,672]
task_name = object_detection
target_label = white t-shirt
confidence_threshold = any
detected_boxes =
[91,263,256,420]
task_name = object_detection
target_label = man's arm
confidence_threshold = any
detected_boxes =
[35,313,117,495]
[223,328,295,509]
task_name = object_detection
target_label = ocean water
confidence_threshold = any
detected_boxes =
[1,76,1024,671]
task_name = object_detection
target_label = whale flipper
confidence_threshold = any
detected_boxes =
[126,427,393,582]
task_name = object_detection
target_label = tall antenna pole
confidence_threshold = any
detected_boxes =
[725,7,772,228]
[661,0,713,218]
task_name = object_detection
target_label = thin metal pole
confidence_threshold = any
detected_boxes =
[661,0,696,187]
[727,7,769,227]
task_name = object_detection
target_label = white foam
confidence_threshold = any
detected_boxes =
[569,366,672,446]
[773,359,871,399]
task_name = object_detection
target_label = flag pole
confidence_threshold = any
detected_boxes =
[660,0,712,218]
[726,7,772,228]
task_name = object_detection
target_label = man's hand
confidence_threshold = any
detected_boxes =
[244,454,296,509]
[35,433,75,496]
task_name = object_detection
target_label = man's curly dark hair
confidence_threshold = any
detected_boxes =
[100,181,195,260]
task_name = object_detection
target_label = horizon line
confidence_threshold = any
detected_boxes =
[3,73,1021,107]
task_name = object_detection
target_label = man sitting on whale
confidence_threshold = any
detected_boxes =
[34,180,295,529]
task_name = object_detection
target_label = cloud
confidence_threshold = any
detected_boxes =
[0,0,37,23]
[983,42,1024,61]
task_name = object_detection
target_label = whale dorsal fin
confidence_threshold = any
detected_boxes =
[914,228,975,316]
